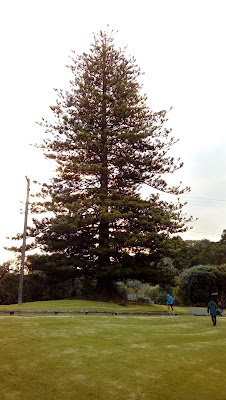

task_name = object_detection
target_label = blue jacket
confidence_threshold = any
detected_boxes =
[167,295,173,305]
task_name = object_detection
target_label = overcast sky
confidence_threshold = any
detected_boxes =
[1,0,226,263]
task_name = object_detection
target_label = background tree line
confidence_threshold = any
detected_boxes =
[2,229,226,306]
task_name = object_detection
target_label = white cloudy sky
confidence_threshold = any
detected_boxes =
[0,0,226,263]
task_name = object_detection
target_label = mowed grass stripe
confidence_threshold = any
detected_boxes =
[0,314,225,400]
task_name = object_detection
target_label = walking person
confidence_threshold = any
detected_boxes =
[167,293,174,314]
[207,298,218,326]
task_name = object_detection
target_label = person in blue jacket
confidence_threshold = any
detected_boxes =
[207,298,218,326]
[167,293,174,314]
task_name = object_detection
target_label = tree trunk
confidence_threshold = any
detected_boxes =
[98,39,110,270]
[92,278,123,302]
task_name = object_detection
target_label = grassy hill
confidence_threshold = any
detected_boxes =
[0,299,189,313]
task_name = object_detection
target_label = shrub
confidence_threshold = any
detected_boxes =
[179,265,218,306]
[115,281,128,299]
[147,285,160,301]
[0,273,19,304]
[155,291,167,305]
[137,295,150,303]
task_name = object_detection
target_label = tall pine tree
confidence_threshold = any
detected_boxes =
[29,31,191,299]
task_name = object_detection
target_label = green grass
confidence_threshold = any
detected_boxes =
[0,299,188,314]
[0,313,225,400]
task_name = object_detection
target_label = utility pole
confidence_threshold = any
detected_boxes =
[18,176,30,305]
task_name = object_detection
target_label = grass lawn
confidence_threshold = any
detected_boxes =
[0,299,188,314]
[0,313,225,400]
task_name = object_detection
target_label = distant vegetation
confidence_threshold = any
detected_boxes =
[1,230,226,306]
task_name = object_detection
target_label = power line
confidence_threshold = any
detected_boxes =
[181,202,226,209]
[178,195,226,202]
[183,231,221,236]
[150,190,226,203]
[155,193,226,208]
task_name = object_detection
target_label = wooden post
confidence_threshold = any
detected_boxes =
[18,176,30,305]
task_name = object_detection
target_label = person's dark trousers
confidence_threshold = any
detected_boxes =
[211,316,216,326]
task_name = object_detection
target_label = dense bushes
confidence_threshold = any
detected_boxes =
[0,263,97,304]
[3,229,226,305]
[0,273,19,305]
[1,260,226,306]
[0,265,175,306]
[178,265,226,306]
[178,265,217,306]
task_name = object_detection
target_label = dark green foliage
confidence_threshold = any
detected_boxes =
[26,254,100,300]
[0,261,12,278]
[179,265,218,306]
[0,262,19,305]
[179,262,226,306]
[23,272,50,303]
[26,254,77,283]
[166,235,226,270]
[214,264,226,300]
[154,290,168,305]
[217,230,226,264]
[184,239,223,267]
[0,273,19,305]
